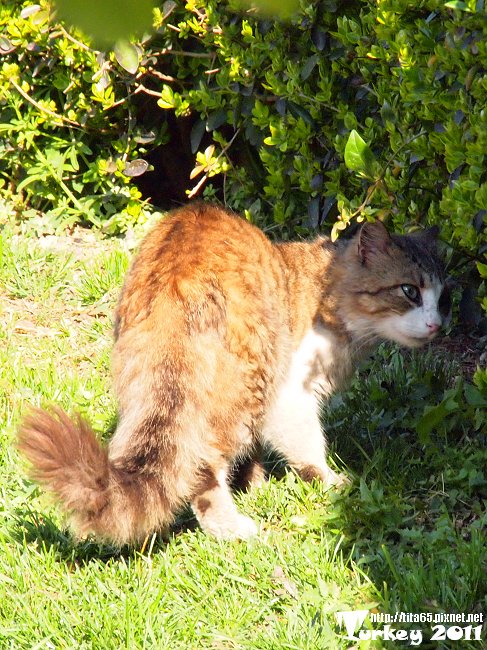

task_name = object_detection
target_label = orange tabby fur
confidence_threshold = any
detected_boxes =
[18,202,447,543]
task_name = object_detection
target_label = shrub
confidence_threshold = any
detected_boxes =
[156,1,485,237]
[0,0,167,232]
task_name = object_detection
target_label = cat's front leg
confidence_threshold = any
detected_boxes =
[261,380,347,487]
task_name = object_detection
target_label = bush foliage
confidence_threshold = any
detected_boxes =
[0,0,166,232]
[0,0,486,318]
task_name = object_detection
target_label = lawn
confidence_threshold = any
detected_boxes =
[0,209,485,649]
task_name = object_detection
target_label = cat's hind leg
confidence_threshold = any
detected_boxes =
[191,461,258,539]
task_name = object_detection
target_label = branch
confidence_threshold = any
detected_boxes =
[187,129,241,199]
[349,130,427,220]
[58,25,95,52]
[9,78,81,128]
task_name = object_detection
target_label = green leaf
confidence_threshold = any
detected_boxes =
[416,393,459,442]
[444,0,471,11]
[206,109,228,132]
[114,41,140,75]
[476,261,487,278]
[464,383,487,407]
[20,4,41,19]
[380,100,396,125]
[287,102,317,129]
[301,55,319,81]
[157,85,175,110]
[133,131,157,145]
[237,0,299,17]
[0,36,15,54]
[190,120,206,154]
[54,0,155,46]
[344,130,379,179]
[162,0,177,20]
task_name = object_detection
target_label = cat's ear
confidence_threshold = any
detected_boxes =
[419,225,440,247]
[409,225,440,249]
[422,225,440,240]
[358,221,391,265]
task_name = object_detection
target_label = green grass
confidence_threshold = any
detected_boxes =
[0,213,485,649]
[77,250,130,306]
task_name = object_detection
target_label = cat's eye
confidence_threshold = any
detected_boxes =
[401,284,420,303]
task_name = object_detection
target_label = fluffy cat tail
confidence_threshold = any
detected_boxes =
[17,407,169,545]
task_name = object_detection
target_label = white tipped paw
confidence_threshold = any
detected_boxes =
[323,468,350,489]
[231,514,259,540]
[202,513,258,540]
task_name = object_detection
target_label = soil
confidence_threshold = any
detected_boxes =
[432,330,486,381]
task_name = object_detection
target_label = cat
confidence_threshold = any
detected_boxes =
[18,202,450,544]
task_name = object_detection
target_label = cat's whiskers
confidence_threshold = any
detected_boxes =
[388,308,406,316]
[351,328,381,356]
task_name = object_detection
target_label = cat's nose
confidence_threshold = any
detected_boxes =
[426,322,440,333]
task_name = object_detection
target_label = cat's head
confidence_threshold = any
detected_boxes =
[343,221,450,348]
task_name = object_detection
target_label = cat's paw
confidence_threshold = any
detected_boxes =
[202,513,259,540]
[296,464,349,488]
[231,514,259,539]
[323,468,350,489]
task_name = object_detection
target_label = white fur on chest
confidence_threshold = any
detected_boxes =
[261,325,351,455]
[285,326,351,397]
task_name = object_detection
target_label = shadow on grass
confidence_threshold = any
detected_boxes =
[10,444,291,567]
[11,509,138,564]
[10,463,283,568]
[10,506,202,566]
